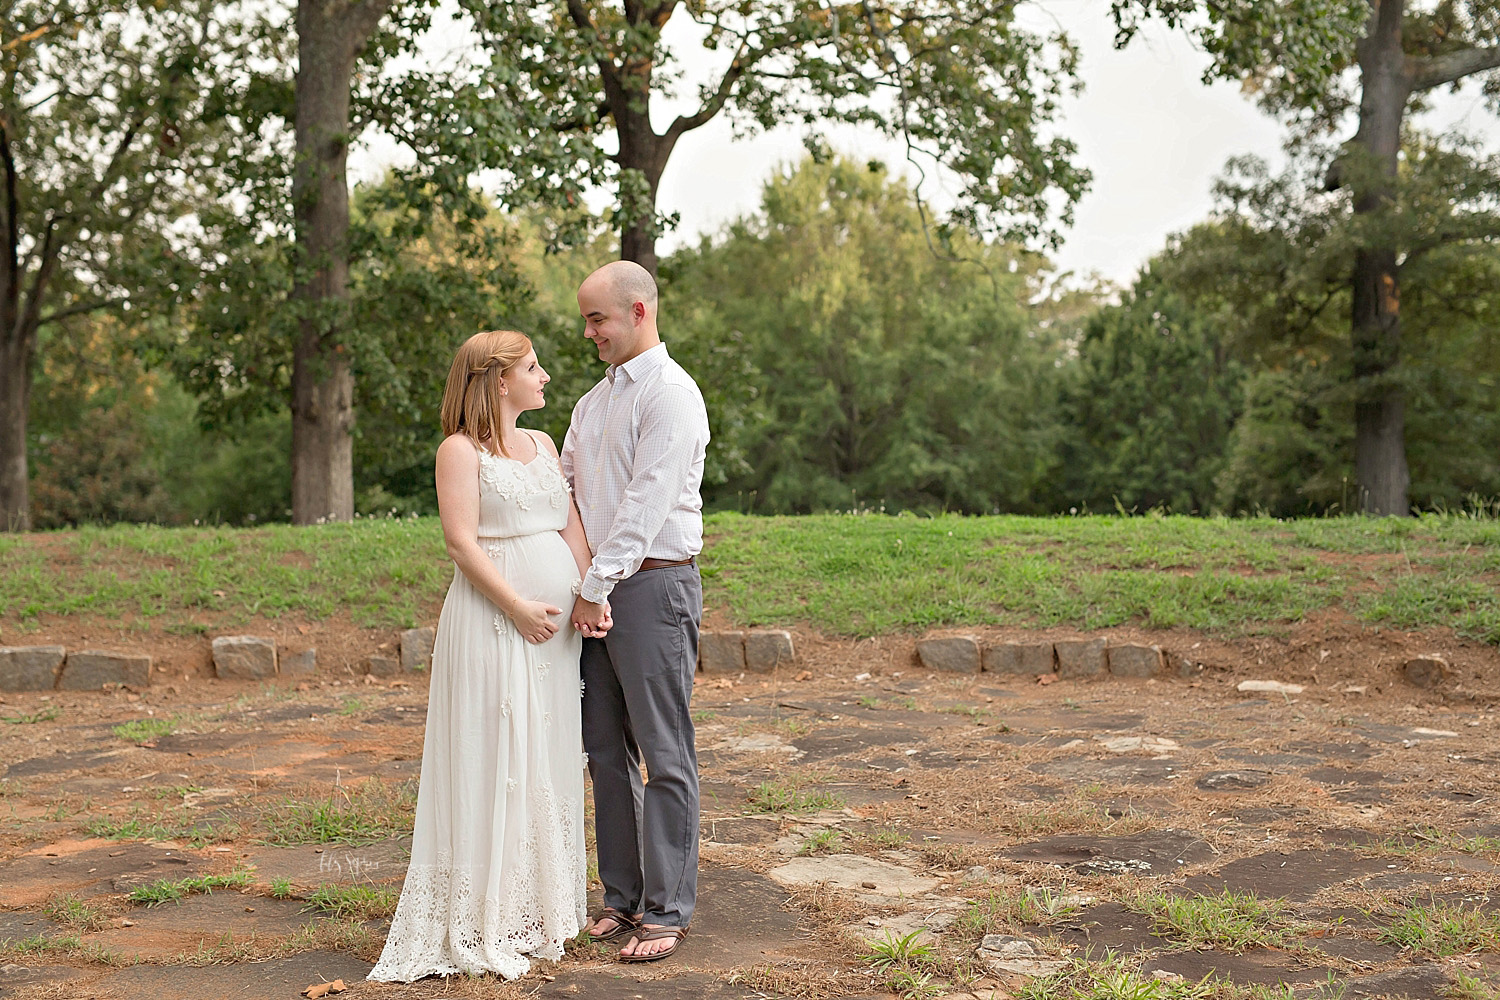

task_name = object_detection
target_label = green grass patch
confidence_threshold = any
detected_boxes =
[746,779,844,814]
[258,778,417,846]
[303,884,399,921]
[797,829,844,855]
[112,716,177,744]
[1379,898,1500,956]
[1125,890,1296,953]
[41,894,114,932]
[3,705,59,724]
[128,870,255,907]
[86,809,242,847]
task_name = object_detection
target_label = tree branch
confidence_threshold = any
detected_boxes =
[337,0,398,54]
[38,295,129,326]
[1410,45,1500,92]
[666,40,754,139]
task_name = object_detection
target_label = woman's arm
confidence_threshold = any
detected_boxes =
[436,435,560,644]
[533,430,611,634]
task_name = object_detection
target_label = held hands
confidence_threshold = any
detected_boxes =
[510,599,563,644]
[571,595,613,638]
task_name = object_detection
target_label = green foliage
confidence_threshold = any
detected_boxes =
[258,778,417,846]
[303,884,398,921]
[745,779,842,814]
[669,157,1064,514]
[1379,898,1500,956]
[1126,890,1296,952]
[128,870,254,907]
[112,717,178,745]
[3,706,59,725]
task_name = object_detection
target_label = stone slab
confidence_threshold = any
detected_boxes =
[1055,638,1107,679]
[1183,849,1390,902]
[1002,829,1214,876]
[0,842,207,908]
[1196,769,1273,791]
[917,636,981,673]
[768,854,941,898]
[399,626,435,672]
[1403,655,1452,689]
[984,642,1055,676]
[0,645,65,691]
[1346,964,1451,1000]
[211,636,277,680]
[1108,644,1163,679]
[700,631,747,673]
[280,648,317,677]
[364,654,400,677]
[90,949,373,1000]
[60,649,151,689]
[1142,948,1333,986]
[744,631,795,672]
[683,865,808,967]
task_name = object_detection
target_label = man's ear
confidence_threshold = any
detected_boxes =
[633,300,646,325]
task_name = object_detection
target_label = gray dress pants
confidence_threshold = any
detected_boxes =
[581,563,701,928]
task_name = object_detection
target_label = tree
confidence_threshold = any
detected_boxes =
[1114,0,1500,514]
[439,0,1090,277]
[665,156,1063,514]
[0,1,248,530]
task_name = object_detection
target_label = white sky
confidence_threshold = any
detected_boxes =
[354,3,1500,288]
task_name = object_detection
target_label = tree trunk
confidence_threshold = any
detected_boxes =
[290,0,391,524]
[0,329,30,532]
[1349,0,1412,515]
[613,106,675,280]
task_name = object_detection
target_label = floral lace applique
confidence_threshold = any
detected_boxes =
[579,680,586,697]
[506,777,517,791]
[493,613,509,637]
[537,661,551,679]
[501,699,512,718]
[484,540,505,558]
[475,449,568,514]
[581,751,590,767]
[569,577,583,597]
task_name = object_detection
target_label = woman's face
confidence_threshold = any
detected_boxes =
[504,350,550,411]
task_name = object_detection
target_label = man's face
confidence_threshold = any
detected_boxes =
[578,278,641,366]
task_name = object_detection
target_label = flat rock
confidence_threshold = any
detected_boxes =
[1142,948,1333,986]
[917,636,981,674]
[0,910,59,946]
[792,725,922,762]
[768,855,940,898]
[1108,644,1163,678]
[211,636,277,680]
[1346,963,1450,1000]
[88,949,372,1000]
[241,839,410,887]
[1054,638,1107,679]
[0,841,206,907]
[87,892,318,961]
[700,631,747,673]
[1029,757,1180,785]
[1236,680,1303,695]
[531,971,769,1000]
[745,630,795,672]
[0,645,65,691]
[1002,829,1213,876]
[364,654,400,677]
[984,642,1055,676]
[1183,849,1389,902]
[702,816,780,846]
[280,647,317,676]
[1196,769,1273,791]
[60,649,151,689]
[1098,735,1180,753]
[1046,901,1160,952]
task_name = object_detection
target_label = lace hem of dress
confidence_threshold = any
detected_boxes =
[367,784,586,983]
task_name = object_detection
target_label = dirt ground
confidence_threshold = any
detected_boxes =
[2,618,1499,1000]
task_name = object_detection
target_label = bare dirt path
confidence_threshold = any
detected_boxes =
[1,646,1497,999]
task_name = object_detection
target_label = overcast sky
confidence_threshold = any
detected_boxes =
[355,4,1500,288]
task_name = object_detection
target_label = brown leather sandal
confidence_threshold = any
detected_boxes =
[587,907,641,942]
[618,924,689,963]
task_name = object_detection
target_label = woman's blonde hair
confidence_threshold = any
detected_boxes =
[439,330,533,456]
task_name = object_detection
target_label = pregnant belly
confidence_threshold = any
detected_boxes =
[476,531,580,608]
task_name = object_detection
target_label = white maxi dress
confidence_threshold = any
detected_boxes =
[369,433,587,982]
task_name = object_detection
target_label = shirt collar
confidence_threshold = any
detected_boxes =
[609,342,669,383]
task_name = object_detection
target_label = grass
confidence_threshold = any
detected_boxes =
[1378,897,1500,956]
[258,777,417,846]
[952,887,1082,938]
[746,779,845,814]
[2,705,59,724]
[112,716,177,744]
[303,884,399,920]
[128,870,255,906]
[864,929,941,1000]
[798,829,844,855]
[86,809,242,846]
[41,893,114,932]
[1125,890,1296,953]
[4,512,1498,640]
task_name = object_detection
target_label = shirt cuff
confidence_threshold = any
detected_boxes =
[580,568,614,605]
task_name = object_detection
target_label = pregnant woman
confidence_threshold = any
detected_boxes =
[369,329,607,982]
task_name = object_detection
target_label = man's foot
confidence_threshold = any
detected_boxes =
[588,907,642,941]
[619,924,688,961]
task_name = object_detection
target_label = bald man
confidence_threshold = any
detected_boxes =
[560,260,710,962]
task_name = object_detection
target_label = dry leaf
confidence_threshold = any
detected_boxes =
[795,670,812,681]
[1036,674,1056,686]
[302,979,347,998]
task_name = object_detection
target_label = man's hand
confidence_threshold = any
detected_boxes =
[572,596,612,638]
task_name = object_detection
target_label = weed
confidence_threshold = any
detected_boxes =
[776,716,811,737]
[691,709,718,723]
[280,917,381,960]
[87,810,241,847]
[889,696,918,711]
[113,716,177,744]
[3,705,59,724]
[339,696,366,716]
[1013,952,1215,1000]
[128,870,255,906]
[258,777,417,846]
[942,704,986,719]
[747,780,844,815]
[864,928,937,971]
[953,889,1047,937]
[857,696,881,709]
[798,830,844,856]
[1379,898,1500,956]
[268,878,295,899]
[41,894,113,932]
[888,968,943,999]
[1126,890,1295,953]
[303,884,398,920]
[1450,973,1500,1000]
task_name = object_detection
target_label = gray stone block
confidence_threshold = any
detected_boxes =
[1108,644,1164,678]
[744,630,795,673]
[400,627,436,672]
[1169,653,1202,679]
[280,648,317,677]
[0,645,65,691]
[916,636,981,673]
[1054,639,1107,679]
[983,642,1054,675]
[1403,654,1452,689]
[365,655,401,677]
[212,636,278,680]
[60,650,151,689]
[699,631,746,673]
